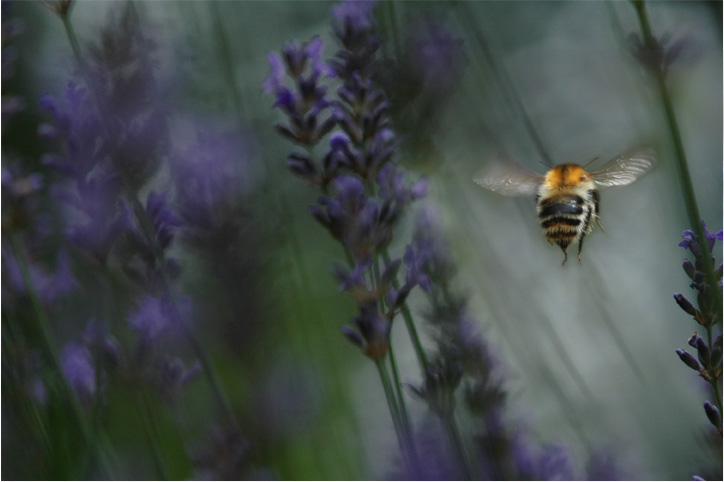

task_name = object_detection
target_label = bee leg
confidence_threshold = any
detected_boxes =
[577,236,585,264]
[561,247,568,266]
[596,217,605,232]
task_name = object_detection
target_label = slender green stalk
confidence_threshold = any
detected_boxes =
[386,343,412,435]
[453,1,554,166]
[375,358,417,477]
[442,412,474,480]
[134,391,169,480]
[381,248,429,371]
[631,0,723,323]
[705,326,723,417]
[209,0,246,124]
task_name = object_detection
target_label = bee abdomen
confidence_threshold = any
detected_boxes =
[537,194,587,248]
[541,218,581,229]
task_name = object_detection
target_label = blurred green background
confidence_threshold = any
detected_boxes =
[3,0,722,479]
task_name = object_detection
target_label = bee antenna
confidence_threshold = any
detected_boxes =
[582,156,599,168]
[537,157,555,168]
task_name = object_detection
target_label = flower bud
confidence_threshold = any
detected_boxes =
[703,401,721,429]
[675,349,701,371]
[673,293,697,317]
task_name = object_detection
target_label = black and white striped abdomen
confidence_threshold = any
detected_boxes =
[535,189,598,249]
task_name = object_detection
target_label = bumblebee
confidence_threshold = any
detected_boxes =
[473,147,656,264]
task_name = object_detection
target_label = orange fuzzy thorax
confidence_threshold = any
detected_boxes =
[543,164,591,190]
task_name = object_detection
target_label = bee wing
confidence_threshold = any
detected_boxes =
[591,147,656,188]
[473,154,542,196]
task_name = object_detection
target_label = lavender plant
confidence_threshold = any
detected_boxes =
[630,0,723,319]
[265,1,433,476]
[673,221,723,478]
[1,1,272,478]
[629,1,722,476]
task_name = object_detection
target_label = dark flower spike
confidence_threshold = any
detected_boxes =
[264,36,334,148]
[696,337,711,368]
[703,401,722,431]
[679,220,723,258]
[332,255,378,305]
[675,349,701,371]
[145,191,181,252]
[408,357,464,416]
[674,293,698,317]
[342,306,391,360]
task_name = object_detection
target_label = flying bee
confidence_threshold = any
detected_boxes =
[473,147,656,265]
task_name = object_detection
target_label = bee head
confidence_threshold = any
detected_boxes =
[545,164,590,189]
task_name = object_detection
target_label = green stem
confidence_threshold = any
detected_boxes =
[209,0,246,124]
[373,254,417,458]
[705,326,723,419]
[453,2,554,166]
[442,412,474,480]
[386,343,411,435]
[381,249,429,371]
[631,0,723,323]
[134,391,169,480]
[375,358,416,476]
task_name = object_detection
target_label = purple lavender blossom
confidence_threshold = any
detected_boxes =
[128,294,190,350]
[155,357,201,403]
[61,341,96,405]
[679,221,723,259]
[172,128,252,241]
[116,191,181,287]
[2,246,79,306]
[263,36,334,149]
[329,0,379,73]
[673,221,723,464]
[38,83,106,180]
[342,305,391,360]
[191,426,264,480]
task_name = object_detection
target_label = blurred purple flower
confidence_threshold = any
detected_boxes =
[118,191,181,286]
[172,128,253,245]
[402,245,433,293]
[128,294,191,349]
[342,304,391,360]
[407,21,467,95]
[61,341,96,404]
[191,426,264,481]
[330,0,378,56]
[155,357,201,403]
[2,246,79,305]
[39,82,107,180]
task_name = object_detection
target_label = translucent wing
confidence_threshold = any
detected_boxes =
[591,147,656,187]
[473,154,543,197]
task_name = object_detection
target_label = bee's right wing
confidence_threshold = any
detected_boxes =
[591,146,656,187]
[473,155,543,197]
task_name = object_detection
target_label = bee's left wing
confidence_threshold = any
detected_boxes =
[473,154,542,197]
[591,147,656,187]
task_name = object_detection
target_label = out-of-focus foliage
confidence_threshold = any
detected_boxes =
[2,1,721,480]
